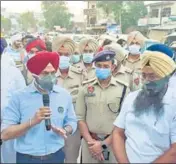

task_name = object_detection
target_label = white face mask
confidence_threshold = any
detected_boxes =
[128,44,141,55]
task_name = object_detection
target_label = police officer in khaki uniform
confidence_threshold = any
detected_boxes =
[123,31,146,90]
[52,36,81,163]
[103,43,135,91]
[79,38,98,82]
[76,50,130,163]
[71,43,84,69]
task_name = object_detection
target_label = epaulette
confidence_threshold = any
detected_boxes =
[124,67,133,74]
[82,77,97,86]
[70,65,82,74]
[115,78,129,87]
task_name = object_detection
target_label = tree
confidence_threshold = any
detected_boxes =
[120,1,148,33]
[96,1,147,33]
[18,11,37,31]
[41,1,72,30]
[1,15,12,32]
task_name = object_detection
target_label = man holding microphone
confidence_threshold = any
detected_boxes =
[1,51,77,163]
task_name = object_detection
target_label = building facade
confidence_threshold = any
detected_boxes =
[138,1,176,27]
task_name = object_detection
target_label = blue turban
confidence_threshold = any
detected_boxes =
[147,43,175,59]
[0,38,8,55]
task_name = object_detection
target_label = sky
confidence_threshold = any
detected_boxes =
[1,1,86,13]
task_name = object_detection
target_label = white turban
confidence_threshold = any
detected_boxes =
[11,34,22,43]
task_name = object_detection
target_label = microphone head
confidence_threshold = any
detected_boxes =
[43,94,50,107]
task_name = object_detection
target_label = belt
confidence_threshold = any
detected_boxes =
[19,152,53,160]
[90,132,110,141]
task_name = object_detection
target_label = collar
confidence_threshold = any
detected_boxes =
[117,65,126,74]
[93,76,118,87]
[56,67,74,79]
[28,81,60,93]
[126,55,141,63]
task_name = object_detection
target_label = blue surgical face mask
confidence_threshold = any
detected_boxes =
[83,53,94,64]
[59,56,70,69]
[95,67,111,80]
[71,54,81,64]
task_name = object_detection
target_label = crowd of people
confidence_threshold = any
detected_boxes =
[0,30,176,163]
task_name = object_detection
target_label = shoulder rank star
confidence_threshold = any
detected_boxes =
[86,86,95,96]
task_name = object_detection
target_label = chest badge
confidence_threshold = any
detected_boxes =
[58,107,64,114]
[86,86,95,97]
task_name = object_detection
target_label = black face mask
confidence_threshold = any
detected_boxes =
[143,76,170,96]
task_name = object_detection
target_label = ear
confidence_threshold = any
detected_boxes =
[111,64,116,72]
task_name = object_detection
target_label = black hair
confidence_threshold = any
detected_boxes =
[102,39,112,47]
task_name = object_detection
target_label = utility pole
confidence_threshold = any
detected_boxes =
[160,2,164,26]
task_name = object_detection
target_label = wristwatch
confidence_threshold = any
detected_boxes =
[0,139,3,146]
[64,127,71,136]
[101,140,108,149]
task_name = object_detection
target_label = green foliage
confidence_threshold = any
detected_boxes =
[1,15,12,32]
[19,11,36,31]
[41,1,72,30]
[96,1,147,33]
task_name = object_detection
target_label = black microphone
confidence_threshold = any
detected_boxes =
[42,94,51,131]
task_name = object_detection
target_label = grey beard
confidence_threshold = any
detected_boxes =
[133,89,165,118]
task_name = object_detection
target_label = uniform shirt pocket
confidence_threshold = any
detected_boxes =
[107,97,121,114]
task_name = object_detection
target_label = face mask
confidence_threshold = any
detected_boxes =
[128,44,141,55]
[83,53,94,64]
[95,67,111,80]
[143,77,169,95]
[71,54,81,64]
[35,74,57,92]
[59,56,70,69]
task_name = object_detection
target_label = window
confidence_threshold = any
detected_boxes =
[161,8,171,17]
[151,9,159,18]
[92,5,95,8]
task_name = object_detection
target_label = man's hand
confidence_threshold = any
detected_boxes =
[32,107,51,126]
[88,141,104,161]
[51,126,67,139]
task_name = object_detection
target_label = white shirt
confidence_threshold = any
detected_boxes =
[169,74,176,89]
[1,54,26,110]
[114,88,176,163]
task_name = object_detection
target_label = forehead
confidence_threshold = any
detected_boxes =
[42,63,56,72]
[96,60,112,65]
[84,46,92,51]
[142,66,157,75]
[58,47,69,54]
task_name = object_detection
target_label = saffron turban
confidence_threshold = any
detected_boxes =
[27,51,60,75]
[141,51,176,78]
[127,31,147,47]
[103,43,127,62]
[52,36,75,54]
[25,38,46,53]
[79,38,98,53]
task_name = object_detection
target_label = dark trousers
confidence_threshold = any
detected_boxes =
[16,149,65,163]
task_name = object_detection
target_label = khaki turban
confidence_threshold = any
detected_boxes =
[52,36,75,54]
[127,31,147,47]
[79,38,98,53]
[103,43,127,62]
[142,51,176,78]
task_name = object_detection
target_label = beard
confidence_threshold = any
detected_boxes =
[133,88,166,117]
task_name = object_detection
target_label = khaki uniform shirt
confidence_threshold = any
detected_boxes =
[123,57,143,91]
[76,77,130,134]
[56,66,82,103]
[81,63,96,82]
[113,65,133,91]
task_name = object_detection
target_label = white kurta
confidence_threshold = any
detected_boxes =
[1,53,26,163]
